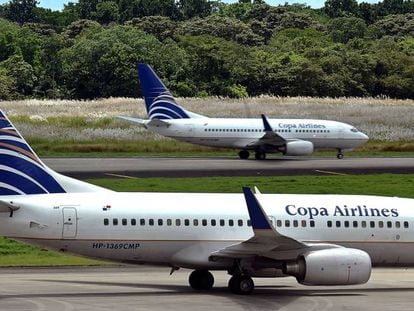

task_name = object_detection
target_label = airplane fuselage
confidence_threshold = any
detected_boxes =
[2,192,414,271]
[146,118,368,152]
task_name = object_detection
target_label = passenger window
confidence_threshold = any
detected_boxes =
[353,221,358,228]
[184,219,188,226]
[301,220,306,227]
[140,218,145,226]
[336,221,341,228]
[131,219,136,226]
[104,218,109,226]
[211,219,216,226]
[344,221,349,228]
[370,221,375,228]
[122,218,127,226]
[379,221,384,228]
[404,221,409,228]
[293,220,298,227]
[220,219,225,226]
[310,220,315,227]
[285,220,290,227]
[158,219,163,226]
[113,218,118,226]
[387,221,392,228]
[193,219,199,226]
[327,220,332,228]
[238,219,243,227]
[229,219,234,227]
[277,220,282,227]
[202,219,207,226]
[396,221,401,228]
[247,220,251,227]
[167,219,172,226]
[149,219,154,226]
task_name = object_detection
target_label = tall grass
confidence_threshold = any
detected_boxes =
[2,97,414,154]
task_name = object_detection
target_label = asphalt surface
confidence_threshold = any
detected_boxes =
[0,266,413,310]
[42,157,414,178]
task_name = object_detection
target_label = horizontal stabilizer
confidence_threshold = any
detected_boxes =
[118,116,146,125]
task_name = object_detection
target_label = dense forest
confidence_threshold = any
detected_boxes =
[0,0,413,100]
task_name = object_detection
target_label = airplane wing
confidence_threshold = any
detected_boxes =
[118,116,170,128]
[246,114,286,148]
[209,187,308,261]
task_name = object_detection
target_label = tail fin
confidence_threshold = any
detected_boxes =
[138,63,206,120]
[0,111,109,196]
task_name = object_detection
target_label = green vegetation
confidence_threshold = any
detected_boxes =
[0,237,104,266]
[88,174,414,198]
[0,0,413,100]
[26,137,414,157]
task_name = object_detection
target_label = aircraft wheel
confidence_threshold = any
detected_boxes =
[189,270,214,290]
[239,150,250,159]
[255,151,266,160]
[337,153,344,159]
[228,275,254,295]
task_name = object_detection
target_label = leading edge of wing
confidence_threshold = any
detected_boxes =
[209,187,306,260]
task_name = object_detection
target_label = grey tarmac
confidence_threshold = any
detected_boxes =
[0,266,413,311]
[42,156,414,178]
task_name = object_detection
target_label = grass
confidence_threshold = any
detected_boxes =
[25,137,414,157]
[0,173,413,267]
[88,174,414,198]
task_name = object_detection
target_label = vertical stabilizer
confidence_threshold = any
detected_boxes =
[0,111,110,196]
[137,63,206,120]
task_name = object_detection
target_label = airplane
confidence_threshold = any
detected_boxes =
[0,110,413,294]
[120,64,369,160]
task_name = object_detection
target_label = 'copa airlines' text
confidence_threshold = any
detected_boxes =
[285,205,399,220]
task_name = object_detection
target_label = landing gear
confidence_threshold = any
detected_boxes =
[189,270,214,290]
[238,150,250,159]
[228,275,255,295]
[255,150,266,160]
[336,149,344,159]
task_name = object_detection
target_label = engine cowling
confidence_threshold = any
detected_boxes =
[284,248,371,285]
[282,141,314,156]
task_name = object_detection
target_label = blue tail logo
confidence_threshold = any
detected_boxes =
[0,111,65,195]
[138,63,190,120]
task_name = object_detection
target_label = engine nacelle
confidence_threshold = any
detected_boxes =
[282,141,314,156]
[284,248,371,285]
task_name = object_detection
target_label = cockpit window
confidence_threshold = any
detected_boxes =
[350,128,358,133]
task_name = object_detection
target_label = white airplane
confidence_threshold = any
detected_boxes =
[1,110,413,295]
[120,64,368,160]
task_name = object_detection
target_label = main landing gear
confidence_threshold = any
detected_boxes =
[238,150,250,159]
[188,270,255,294]
[336,148,344,159]
[228,274,255,295]
[238,150,267,160]
[188,270,214,290]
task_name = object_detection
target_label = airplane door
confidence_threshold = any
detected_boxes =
[62,207,77,239]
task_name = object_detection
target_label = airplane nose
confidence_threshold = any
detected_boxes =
[359,132,369,141]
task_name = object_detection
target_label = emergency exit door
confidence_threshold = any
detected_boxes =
[62,207,77,239]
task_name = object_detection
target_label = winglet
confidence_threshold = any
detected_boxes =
[242,187,273,231]
[261,114,273,132]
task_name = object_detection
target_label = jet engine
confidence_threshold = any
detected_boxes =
[282,141,314,156]
[283,248,371,285]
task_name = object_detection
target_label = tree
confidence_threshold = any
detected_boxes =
[0,54,36,96]
[5,0,39,24]
[176,0,214,19]
[0,67,15,99]
[324,0,359,18]
[328,17,367,43]
[94,1,120,25]
[126,16,177,41]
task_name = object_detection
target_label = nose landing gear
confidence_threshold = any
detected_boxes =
[336,149,344,159]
